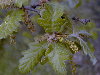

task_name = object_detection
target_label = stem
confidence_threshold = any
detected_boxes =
[70,57,77,75]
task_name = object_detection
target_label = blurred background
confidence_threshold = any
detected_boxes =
[0,0,100,75]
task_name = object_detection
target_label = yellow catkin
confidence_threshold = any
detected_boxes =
[66,40,80,53]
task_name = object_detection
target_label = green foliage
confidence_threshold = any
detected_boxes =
[87,42,97,64]
[0,0,98,75]
[79,38,97,65]
[76,22,98,39]
[40,56,49,65]
[86,22,98,39]
[47,43,72,75]
[0,0,29,8]
[19,41,48,73]
[38,3,72,33]
[68,33,97,65]
[0,9,24,39]
[14,0,29,8]
[19,40,72,74]
[18,2,97,74]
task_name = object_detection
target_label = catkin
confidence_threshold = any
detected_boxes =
[66,40,80,53]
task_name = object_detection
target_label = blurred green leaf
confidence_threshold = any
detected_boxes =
[75,0,82,8]
[66,0,81,8]
[31,14,40,23]
[76,22,98,39]
[86,22,98,39]
[22,32,32,38]
[14,0,29,8]
[0,9,24,39]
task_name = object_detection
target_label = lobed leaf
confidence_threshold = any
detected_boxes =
[0,9,24,39]
[47,43,72,75]
[19,41,49,73]
[38,3,72,33]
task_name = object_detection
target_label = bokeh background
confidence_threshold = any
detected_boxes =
[0,0,100,75]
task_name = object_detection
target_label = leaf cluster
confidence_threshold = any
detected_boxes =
[18,2,97,75]
[0,0,98,75]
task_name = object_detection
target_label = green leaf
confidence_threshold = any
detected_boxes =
[38,3,72,33]
[45,43,53,56]
[79,38,97,65]
[0,9,24,39]
[87,42,97,65]
[47,43,72,75]
[14,0,29,8]
[19,41,48,73]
